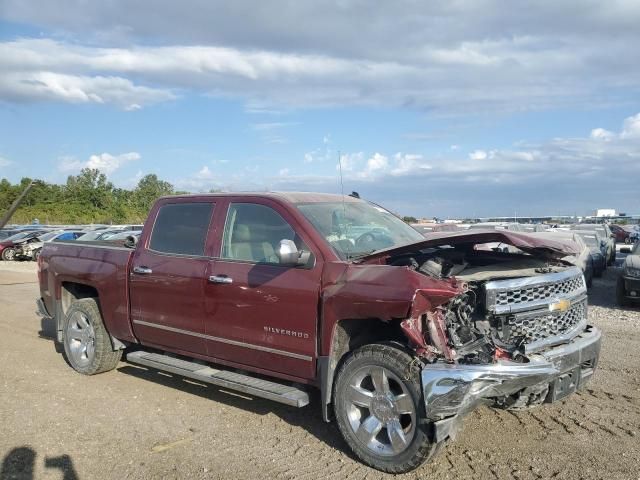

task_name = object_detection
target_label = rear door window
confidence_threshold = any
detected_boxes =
[149,203,214,256]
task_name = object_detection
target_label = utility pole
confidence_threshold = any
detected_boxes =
[0,181,36,229]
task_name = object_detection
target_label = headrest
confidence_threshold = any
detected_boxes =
[233,224,251,242]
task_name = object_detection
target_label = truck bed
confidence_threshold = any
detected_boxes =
[39,240,137,343]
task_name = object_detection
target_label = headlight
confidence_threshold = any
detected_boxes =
[625,267,640,278]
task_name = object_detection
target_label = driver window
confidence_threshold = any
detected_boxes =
[221,203,304,264]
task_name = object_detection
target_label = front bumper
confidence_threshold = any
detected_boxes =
[422,325,601,441]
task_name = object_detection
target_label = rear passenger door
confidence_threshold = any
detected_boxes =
[204,201,321,379]
[130,201,215,355]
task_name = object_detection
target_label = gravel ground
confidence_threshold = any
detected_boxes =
[1,253,639,480]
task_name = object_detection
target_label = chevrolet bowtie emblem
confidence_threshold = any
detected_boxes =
[549,298,571,313]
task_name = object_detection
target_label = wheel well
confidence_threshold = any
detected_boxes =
[60,282,99,316]
[320,318,409,422]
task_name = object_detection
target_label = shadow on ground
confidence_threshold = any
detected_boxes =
[1,446,78,480]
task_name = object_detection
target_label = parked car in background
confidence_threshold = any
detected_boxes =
[617,242,640,306]
[571,224,615,265]
[411,223,459,236]
[610,224,632,244]
[573,231,606,277]
[16,230,86,261]
[0,230,49,261]
[530,231,594,288]
[0,229,18,240]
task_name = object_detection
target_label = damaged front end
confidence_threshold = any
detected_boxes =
[373,232,603,440]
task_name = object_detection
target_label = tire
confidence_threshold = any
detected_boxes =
[625,237,631,245]
[1,247,16,261]
[616,277,630,307]
[62,298,122,375]
[33,249,41,261]
[333,344,442,473]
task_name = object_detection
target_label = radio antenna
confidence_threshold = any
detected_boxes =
[338,150,349,240]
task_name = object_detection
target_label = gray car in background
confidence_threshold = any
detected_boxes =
[617,242,640,306]
[572,224,616,265]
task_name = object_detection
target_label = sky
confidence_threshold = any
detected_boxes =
[0,1,639,218]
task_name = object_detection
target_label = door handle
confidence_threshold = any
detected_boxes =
[208,275,233,284]
[133,266,153,275]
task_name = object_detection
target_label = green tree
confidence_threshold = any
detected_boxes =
[133,174,174,212]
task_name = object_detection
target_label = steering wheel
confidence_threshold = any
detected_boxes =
[355,232,376,249]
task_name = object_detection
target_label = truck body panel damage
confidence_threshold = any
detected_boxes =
[319,230,601,428]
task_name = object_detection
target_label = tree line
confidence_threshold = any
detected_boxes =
[0,169,179,225]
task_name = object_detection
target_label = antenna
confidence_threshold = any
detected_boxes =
[337,150,349,241]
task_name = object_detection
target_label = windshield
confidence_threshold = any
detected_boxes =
[579,235,598,248]
[3,231,31,242]
[38,231,62,242]
[296,201,424,259]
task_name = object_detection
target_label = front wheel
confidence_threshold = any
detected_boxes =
[1,247,16,261]
[62,298,122,375]
[333,344,442,473]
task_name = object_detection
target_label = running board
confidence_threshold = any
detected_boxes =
[126,351,310,408]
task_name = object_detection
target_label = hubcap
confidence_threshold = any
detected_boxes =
[344,366,416,456]
[66,312,96,367]
[5,249,14,260]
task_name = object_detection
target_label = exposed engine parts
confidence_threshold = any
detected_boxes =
[393,244,588,367]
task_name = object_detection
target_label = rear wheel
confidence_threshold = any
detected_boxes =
[334,344,442,473]
[1,247,16,261]
[62,298,122,375]
[616,277,630,307]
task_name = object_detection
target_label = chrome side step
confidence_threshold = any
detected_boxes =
[126,351,310,407]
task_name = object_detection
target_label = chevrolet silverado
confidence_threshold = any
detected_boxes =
[37,193,601,473]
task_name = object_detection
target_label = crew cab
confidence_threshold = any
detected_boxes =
[37,193,601,473]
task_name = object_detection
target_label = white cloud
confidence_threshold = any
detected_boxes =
[620,113,640,139]
[469,150,488,161]
[58,151,140,174]
[1,4,640,114]
[590,128,615,141]
[0,156,12,167]
[338,152,363,172]
[278,168,289,176]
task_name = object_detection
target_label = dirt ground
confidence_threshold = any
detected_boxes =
[1,254,639,480]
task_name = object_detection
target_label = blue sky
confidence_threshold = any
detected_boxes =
[1,1,639,217]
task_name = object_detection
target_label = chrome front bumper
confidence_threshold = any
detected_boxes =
[423,325,601,441]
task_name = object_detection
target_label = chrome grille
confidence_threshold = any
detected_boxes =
[507,300,586,344]
[484,267,588,352]
[495,275,584,307]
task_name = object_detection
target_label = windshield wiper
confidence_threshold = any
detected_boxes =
[346,249,378,261]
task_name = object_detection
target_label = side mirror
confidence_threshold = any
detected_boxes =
[124,235,138,249]
[620,247,631,254]
[276,239,310,266]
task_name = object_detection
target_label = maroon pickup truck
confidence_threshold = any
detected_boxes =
[37,193,601,473]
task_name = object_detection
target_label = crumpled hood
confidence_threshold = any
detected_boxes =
[359,229,581,263]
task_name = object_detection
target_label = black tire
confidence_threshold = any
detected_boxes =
[1,247,16,261]
[333,344,442,473]
[625,237,631,245]
[616,277,629,307]
[33,249,41,261]
[62,298,122,375]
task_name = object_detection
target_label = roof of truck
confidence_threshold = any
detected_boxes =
[165,191,363,204]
